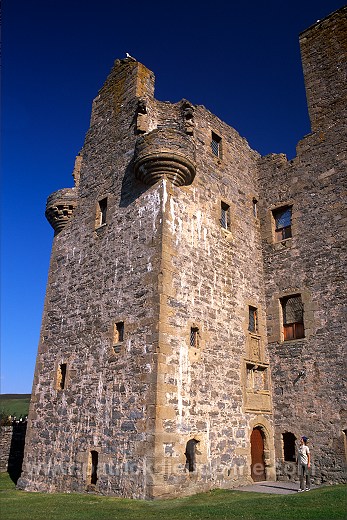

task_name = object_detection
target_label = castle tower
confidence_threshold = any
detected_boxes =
[18,54,275,498]
[19,6,346,499]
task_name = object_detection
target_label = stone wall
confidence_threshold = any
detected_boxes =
[0,422,27,482]
[0,427,12,472]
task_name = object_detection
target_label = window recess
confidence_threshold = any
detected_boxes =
[273,205,292,242]
[252,198,258,218]
[190,327,200,348]
[248,306,258,333]
[112,321,124,354]
[211,132,222,158]
[56,363,67,391]
[281,294,305,340]
[220,201,231,231]
[113,321,124,343]
[95,197,108,228]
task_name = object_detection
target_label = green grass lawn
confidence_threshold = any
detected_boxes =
[0,473,346,520]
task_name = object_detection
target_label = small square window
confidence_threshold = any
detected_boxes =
[220,202,231,231]
[281,294,305,340]
[273,205,292,242]
[211,132,222,158]
[190,327,200,348]
[248,306,258,333]
[96,198,108,228]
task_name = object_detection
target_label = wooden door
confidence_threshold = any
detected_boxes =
[251,427,266,481]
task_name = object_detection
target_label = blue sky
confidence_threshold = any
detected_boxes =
[1,0,344,394]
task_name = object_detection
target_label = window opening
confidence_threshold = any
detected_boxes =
[281,294,305,340]
[96,197,108,227]
[57,363,67,391]
[220,201,231,231]
[190,327,200,348]
[252,198,258,218]
[113,321,124,344]
[248,306,258,333]
[211,132,222,157]
[185,439,200,472]
[273,205,292,241]
[90,450,98,485]
[282,432,297,462]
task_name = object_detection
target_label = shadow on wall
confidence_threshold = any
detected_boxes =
[120,160,149,208]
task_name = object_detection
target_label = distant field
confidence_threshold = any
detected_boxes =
[0,394,31,417]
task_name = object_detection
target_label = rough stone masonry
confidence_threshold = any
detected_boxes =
[18,7,346,499]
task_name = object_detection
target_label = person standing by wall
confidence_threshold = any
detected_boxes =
[297,436,311,492]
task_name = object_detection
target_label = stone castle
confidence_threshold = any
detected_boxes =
[18,7,346,498]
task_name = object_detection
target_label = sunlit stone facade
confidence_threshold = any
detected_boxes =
[19,7,346,498]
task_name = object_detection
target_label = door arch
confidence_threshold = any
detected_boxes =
[250,426,266,481]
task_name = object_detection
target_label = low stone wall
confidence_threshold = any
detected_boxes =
[0,422,27,482]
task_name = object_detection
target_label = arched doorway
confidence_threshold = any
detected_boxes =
[251,427,266,481]
[89,450,98,485]
[184,438,200,472]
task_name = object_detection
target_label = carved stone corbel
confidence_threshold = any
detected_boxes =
[181,100,195,135]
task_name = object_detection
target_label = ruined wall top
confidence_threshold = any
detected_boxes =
[299,6,347,133]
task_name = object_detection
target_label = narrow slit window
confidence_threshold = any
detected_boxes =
[57,363,67,391]
[211,132,222,158]
[248,306,258,333]
[281,294,305,340]
[252,198,258,218]
[190,327,200,348]
[273,205,292,241]
[113,321,124,344]
[96,197,108,228]
[220,202,231,231]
